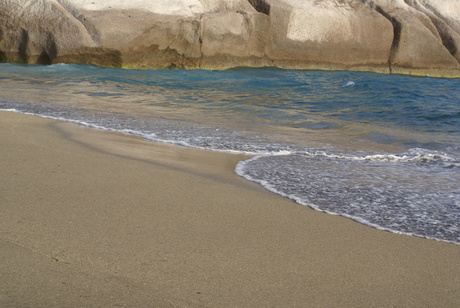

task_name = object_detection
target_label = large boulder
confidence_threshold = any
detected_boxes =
[0,0,459,77]
[358,0,460,76]
[265,0,393,72]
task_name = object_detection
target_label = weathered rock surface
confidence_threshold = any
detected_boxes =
[0,0,459,76]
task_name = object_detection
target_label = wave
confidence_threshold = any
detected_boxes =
[303,148,459,169]
[343,81,355,87]
[236,151,460,245]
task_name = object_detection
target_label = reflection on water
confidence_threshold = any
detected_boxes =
[2,65,459,153]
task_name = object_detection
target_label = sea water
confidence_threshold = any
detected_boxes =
[1,63,459,244]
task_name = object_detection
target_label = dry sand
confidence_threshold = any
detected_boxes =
[1,110,459,307]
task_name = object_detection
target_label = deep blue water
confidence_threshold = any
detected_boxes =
[1,63,459,244]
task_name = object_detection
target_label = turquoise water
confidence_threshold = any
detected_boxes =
[1,63,459,244]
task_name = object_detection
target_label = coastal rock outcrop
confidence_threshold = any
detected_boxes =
[0,0,459,77]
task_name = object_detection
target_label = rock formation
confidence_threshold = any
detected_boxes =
[0,0,459,77]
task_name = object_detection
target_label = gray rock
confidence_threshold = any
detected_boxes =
[0,0,459,77]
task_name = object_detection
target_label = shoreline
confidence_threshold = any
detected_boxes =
[4,59,460,79]
[1,110,459,307]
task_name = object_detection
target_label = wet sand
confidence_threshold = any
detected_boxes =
[1,111,459,307]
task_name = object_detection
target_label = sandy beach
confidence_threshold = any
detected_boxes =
[1,110,459,307]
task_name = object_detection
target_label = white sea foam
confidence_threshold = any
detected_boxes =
[236,153,460,245]
[302,148,458,166]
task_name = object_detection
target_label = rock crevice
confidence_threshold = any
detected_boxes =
[248,0,271,15]
[358,0,402,73]
[404,0,460,64]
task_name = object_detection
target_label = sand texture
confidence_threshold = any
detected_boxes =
[1,111,459,307]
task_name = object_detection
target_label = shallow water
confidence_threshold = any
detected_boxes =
[1,63,459,244]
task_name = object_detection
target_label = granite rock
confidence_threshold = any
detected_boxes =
[0,0,459,76]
